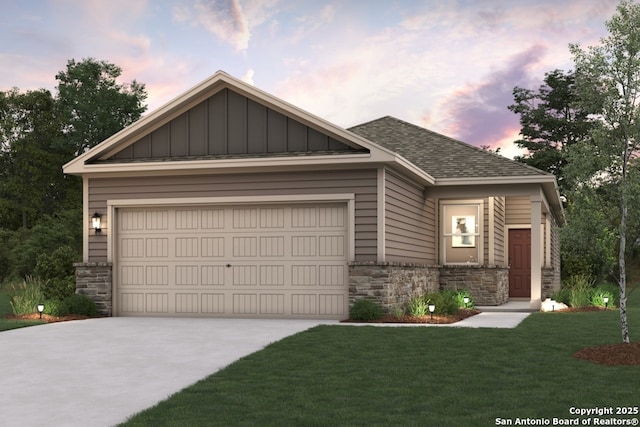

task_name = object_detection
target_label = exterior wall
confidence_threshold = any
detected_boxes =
[505,195,531,224]
[545,212,562,295]
[87,168,378,263]
[74,262,113,316]
[349,262,440,312]
[439,265,509,305]
[111,88,356,160]
[493,196,506,265]
[384,169,435,264]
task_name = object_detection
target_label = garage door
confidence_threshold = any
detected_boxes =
[115,204,349,319]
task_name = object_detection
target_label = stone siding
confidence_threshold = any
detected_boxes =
[439,265,509,305]
[349,262,440,312]
[74,262,113,316]
[542,267,560,299]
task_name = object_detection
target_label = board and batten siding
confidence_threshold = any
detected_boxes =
[384,169,435,264]
[87,169,377,262]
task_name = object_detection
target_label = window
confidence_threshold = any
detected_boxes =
[441,202,482,264]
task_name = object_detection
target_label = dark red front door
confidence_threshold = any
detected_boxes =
[509,229,531,298]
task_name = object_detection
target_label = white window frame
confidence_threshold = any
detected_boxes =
[440,200,484,265]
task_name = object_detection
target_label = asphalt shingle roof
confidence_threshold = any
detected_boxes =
[348,116,551,180]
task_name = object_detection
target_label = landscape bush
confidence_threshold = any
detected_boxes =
[63,294,97,317]
[408,297,429,316]
[590,284,618,307]
[453,289,475,309]
[423,291,458,316]
[35,245,78,300]
[44,298,70,317]
[349,299,383,321]
[9,277,45,315]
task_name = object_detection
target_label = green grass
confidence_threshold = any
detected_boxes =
[0,290,45,331]
[120,289,640,427]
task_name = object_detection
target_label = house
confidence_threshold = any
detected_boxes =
[63,71,563,320]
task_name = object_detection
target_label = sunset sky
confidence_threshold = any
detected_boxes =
[0,0,621,158]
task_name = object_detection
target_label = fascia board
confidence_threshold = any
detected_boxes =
[65,153,380,176]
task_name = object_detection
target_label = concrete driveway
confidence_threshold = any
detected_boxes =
[0,317,334,427]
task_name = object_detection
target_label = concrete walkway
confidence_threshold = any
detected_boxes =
[0,317,334,427]
[0,310,531,427]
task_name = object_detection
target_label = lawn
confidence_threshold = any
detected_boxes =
[120,289,640,427]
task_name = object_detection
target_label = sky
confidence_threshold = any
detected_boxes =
[0,0,622,158]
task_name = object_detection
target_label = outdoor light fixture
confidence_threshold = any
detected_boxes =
[604,296,609,308]
[37,303,44,319]
[92,212,102,233]
[550,299,556,312]
[428,303,435,321]
[463,296,470,308]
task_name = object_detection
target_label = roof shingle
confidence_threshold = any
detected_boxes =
[348,116,551,180]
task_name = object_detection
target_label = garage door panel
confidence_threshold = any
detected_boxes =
[176,293,199,313]
[117,204,348,319]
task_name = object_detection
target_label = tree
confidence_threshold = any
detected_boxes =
[0,89,66,228]
[509,69,594,193]
[569,0,640,343]
[56,58,147,155]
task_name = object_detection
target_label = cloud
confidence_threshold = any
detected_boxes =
[433,45,549,152]
[241,68,255,85]
[173,0,280,51]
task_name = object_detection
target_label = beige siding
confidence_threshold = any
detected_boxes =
[88,169,377,262]
[505,196,531,224]
[494,196,506,265]
[384,169,434,264]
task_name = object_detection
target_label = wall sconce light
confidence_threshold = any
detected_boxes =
[428,303,435,321]
[92,212,102,233]
[603,296,609,309]
[37,303,44,319]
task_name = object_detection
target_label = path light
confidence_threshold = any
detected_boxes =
[37,303,44,319]
[463,296,470,308]
[550,299,556,312]
[604,296,609,309]
[428,302,435,321]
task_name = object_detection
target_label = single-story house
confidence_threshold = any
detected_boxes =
[63,71,563,320]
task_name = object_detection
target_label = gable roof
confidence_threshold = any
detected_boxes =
[348,116,550,180]
[63,71,408,177]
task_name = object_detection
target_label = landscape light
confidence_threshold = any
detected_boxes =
[428,303,435,321]
[463,297,470,308]
[604,296,609,308]
[37,303,44,319]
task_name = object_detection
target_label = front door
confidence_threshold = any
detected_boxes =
[509,229,531,298]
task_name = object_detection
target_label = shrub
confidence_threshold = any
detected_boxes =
[64,294,97,317]
[349,299,383,321]
[424,291,459,316]
[555,274,595,308]
[44,298,70,317]
[390,303,405,318]
[9,277,45,315]
[35,245,79,300]
[408,296,428,316]
[453,289,475,309]
[591,284,618,308]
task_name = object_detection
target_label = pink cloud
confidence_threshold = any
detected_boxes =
[434,44,549,150]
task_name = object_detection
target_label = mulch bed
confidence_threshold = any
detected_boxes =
[573,342,640,366]
[4,313,91,323]
[345,308,481,324]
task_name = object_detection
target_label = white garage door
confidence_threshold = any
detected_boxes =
[115,203,349,319]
